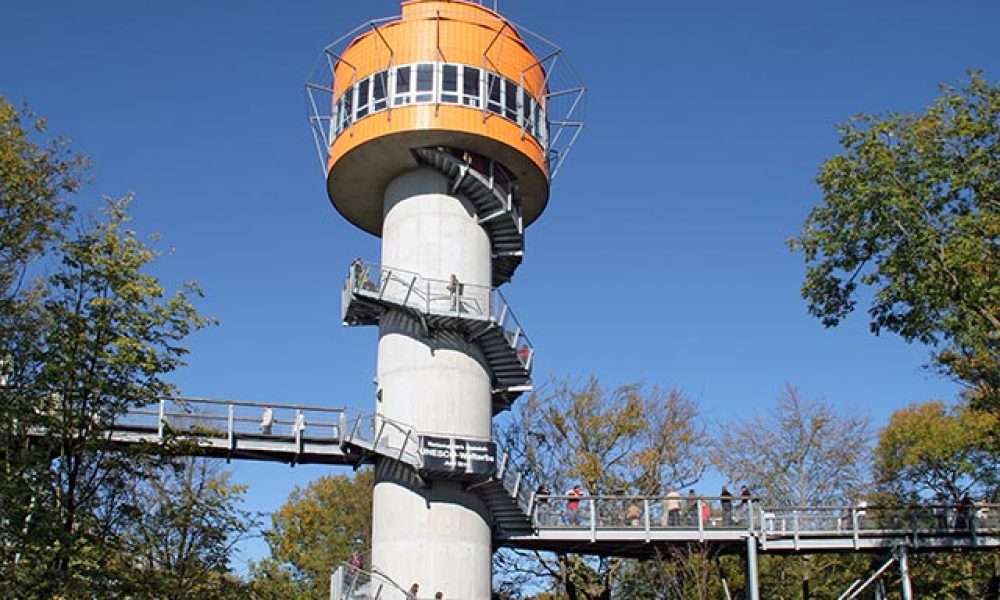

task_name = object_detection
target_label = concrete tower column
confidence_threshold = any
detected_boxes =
[370,167,494,597]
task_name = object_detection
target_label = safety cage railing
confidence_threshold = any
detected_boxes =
[305,5,585,179]
[344,261,534,371]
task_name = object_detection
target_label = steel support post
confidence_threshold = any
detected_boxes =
[897,545,913,600]
[745,535,760,600]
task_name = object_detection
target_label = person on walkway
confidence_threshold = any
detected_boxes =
[259,406,274,435]
[686,489,699,525]
[740,485,752,523]
[565,485,582,526]
[406,583,419,600]
[721,486,734,524]
[625,501,642,527]
[434,593,443,599]
[293,410,306,437]
[665,490,681,526]
[957,494,975,529]
[447,274,463,311]
[535,484,551,525]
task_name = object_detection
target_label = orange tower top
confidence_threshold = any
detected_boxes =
[307,0,585,235]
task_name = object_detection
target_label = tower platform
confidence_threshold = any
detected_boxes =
[341,261,533,413]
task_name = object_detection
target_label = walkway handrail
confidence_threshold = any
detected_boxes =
[345,260,534,370]
[524,493,1000,540]
[116,397,347,443]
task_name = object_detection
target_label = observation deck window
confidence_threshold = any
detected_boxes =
[504,80,518,121]
[415,63,434,102]
[487,73,502,114]
[356,78,370,119]
[462,66,481,107]
[331,62,548,151]
[442,64,459,104]
[394,66,412,106]
[372,71,387,111]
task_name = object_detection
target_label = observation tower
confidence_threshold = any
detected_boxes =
[307,0,584,595]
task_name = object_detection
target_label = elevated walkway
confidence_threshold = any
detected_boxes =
[499,494,1000,558]
[91,397,354,466]
[342,262,533,413]
[412,147,524,287]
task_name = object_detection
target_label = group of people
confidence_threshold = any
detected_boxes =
[533,483,756,528]
[258,406,307,437]
[406,583,444,600]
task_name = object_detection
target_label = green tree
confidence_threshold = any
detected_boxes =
[0,96,83,301]
[494,378,707,600]
[875,402,1000,599]
[114,458,258,599]
[250,470,373,599]
[0,197,214,598]
[874,400,998,502]
[790,72,1000,409]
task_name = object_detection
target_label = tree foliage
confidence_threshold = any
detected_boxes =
[494,378,706,600]
[114,458,258,599]
[711,384,872,600]
[0,98,231,598]
[250,470,373,599]
[711,383,871,507]
[0,96,83,300]
[874,400,999,502]
[790,72,1000,409]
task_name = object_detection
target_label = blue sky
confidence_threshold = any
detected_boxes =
[4,0,999,571]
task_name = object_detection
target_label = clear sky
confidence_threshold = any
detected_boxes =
[4,0,999,572]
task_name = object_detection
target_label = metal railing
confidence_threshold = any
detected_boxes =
[330,563,410,600]
[344,261,534,370]
[531,494,762,533]
[525,494,1000,541]
[344,413,423,468]
[432,147,523,234]
[116,396,346,445]
[761,504,1000,537]
[493,444,540,516]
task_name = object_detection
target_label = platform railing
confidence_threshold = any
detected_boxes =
[344,261,534,370]
[344,413,423,468]
[525,494,1000,540]
[115,397,346,444]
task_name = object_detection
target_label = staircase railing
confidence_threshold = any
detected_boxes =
[344,413,423,468]
[330,563,412,600]
[493,443,540,518]
[343,261,534,370]
[427,147,523,234]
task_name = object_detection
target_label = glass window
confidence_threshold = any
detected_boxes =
[416,64,433,91]
[373,71,387,111]
[415,64,434,102]
[441,64,458,103]
[342,88,353,129]
[504,80,518,120]
[442,65,458,91]
[356,78,370,118]
[396,66,411,93]
[462,66,481,107]
[524,96,535,134]
[487,73,502,114]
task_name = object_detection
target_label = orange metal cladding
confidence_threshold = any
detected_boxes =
[326,0,549,178]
